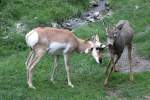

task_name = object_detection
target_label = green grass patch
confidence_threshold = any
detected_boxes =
[0,50,150,99]
[0,0,150,99]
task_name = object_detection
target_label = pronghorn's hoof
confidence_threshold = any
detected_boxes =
[29,85,36,89]
[68,83,74,88]
[50,79,56,84]
[28,84,36,89]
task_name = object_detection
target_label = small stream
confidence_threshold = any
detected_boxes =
[52,0,110,30]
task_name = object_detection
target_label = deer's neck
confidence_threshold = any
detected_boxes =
[76,37,91,53]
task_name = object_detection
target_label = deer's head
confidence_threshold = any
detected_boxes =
[85,34,106,64]
[105,27,119,46]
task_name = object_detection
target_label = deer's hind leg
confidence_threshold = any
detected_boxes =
[113,55,121,72]
[128,44,133,81]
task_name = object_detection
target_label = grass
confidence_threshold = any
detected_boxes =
[0,50,150,99]
[0,0,150,99]
[0,0,89,56]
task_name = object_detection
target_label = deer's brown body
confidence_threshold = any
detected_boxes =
[104,20,134,85]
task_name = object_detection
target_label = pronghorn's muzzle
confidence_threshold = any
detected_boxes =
[99,58,102,63]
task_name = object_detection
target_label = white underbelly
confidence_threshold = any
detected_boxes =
[48,42,71,55]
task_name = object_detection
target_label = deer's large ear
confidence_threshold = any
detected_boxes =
[116,23,124,30]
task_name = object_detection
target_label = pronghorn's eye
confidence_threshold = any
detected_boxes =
[96,47,104,51]
[90,48,93,51]
[96,47,100,50]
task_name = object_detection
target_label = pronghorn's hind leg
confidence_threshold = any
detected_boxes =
[50,55,59,82]
[128,44,133,81]
[25,50,34,69]
[64,54,74,88]
[27,49,46,89]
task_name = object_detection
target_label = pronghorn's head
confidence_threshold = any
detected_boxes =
[85,34,106,64]
[105,27,119,46]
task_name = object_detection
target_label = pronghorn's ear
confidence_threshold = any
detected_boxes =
[90,34,98,42]
[95,34,99,41]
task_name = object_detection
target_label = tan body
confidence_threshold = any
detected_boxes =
[25,27,105,89]
[104,20,134,86]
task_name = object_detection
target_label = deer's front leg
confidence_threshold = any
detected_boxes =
[104,58,114,86]
[105,58,111,74]
[64,54,74,88]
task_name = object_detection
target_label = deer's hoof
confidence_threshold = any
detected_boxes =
[113,67,119,72]
[129,75,134,81]
[104,80,108,86]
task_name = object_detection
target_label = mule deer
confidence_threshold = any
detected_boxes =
[104,20,134,86]
[25,27,106,89]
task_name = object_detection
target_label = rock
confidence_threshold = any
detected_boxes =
[86,17,95,22]
[135,5,139,10]
[51,22,59,28]
[15,22,27,33]
[144,96,150,100]
[2,35,9,40]
[107,10,113,16]
[93,11,100,18]
[89,0,99,7]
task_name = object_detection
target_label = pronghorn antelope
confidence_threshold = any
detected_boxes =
[104,20,134,86]
[25,27,106,89]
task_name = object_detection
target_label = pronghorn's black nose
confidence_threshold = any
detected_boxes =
[108,44,113,47]
[99,58,102,63]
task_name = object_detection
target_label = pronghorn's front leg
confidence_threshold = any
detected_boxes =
[64,54,74,88]
[50,56,59,82]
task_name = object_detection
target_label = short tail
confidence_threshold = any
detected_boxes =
[25,30,39,49]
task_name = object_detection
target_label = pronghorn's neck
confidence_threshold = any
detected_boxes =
[75,37,91,53]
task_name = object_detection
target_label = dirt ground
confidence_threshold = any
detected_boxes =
[118,46,150,72]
